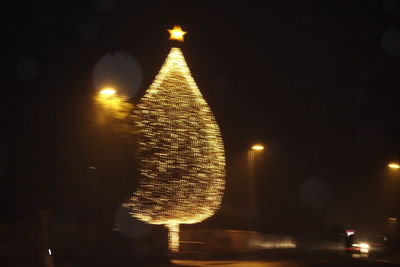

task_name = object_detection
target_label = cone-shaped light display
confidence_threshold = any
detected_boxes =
[124,29,225,252]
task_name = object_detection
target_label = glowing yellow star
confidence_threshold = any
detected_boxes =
[168,25,187,42]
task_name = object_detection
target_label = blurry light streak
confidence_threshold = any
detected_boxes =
[99,87,116,95]
[251,144,264,151]
[259,241,296,249]
[388,163,400,169]
[352,243,370,254]
[94,87,132,121]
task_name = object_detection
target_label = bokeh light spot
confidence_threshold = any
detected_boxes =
[93,52,143,98]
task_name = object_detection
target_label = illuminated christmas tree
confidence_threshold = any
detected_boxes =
[124,26,226,252]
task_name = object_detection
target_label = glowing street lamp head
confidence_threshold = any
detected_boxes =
[168,25,187,42]
[388,163,400,169]
[95,87,132,122]
[251,144,264,151]
[99,87,116,96]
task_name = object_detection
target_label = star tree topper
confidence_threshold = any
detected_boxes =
[168,25,187,42]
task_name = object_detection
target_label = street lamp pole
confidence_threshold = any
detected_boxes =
[384,162,400,238]
[247,144,264,227]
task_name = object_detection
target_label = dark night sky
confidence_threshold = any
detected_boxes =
[2,0,400,236]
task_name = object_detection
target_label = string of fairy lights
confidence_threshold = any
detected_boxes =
[124,26,226,252]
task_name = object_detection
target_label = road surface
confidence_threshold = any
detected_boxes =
[171,253,400,266]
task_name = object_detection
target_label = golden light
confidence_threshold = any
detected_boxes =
[94,87,132,123]
[353,243,370,254]
[388,163,400,169]
[168,223,180,252]
[168,25,187,42]
[124,45,225,252]
[251,144,264,151]
[99,87,116,95]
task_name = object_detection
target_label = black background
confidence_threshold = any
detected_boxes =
[2,0,400,237]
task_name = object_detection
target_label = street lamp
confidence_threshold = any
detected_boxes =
[248,144,264,177]
[385,163,400,237]
[388,163,400,169]
[248,144,265,170]
[99,87,116,95]
[95,87,132,121]
[247,143,264,226]
[251,144,264,151]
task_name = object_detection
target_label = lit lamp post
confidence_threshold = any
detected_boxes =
[388,162,400,170]
[94,86,132,126]
[387,217,398,237]
[248,144,264,183]
[96,87,128,117]
[251,145,265,151]
[99,87,116,95]
[386,162,400,237]
[247,144,264,226]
